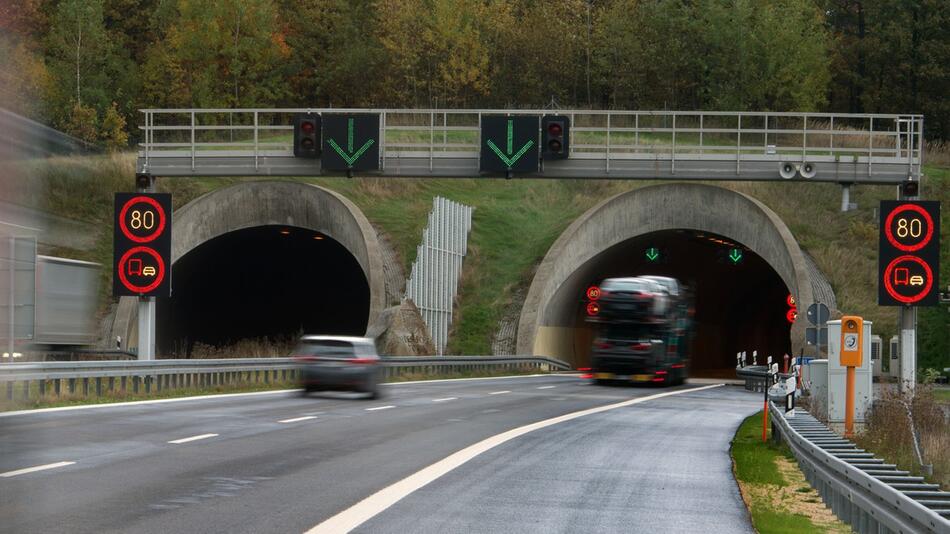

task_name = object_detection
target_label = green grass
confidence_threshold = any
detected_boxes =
[731,412,847,534]
[934,388,950,402]
[731,411,791,486]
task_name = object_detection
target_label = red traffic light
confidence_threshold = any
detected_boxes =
[548,123,563,136]
[301,121,315,134]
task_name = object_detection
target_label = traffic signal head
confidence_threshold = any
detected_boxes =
[542,115,569,160]
[900,180,919,198]
[294,113,321,158]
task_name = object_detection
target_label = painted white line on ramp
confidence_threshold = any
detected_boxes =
[365,405,395,412]
[306,384,725,534]
[431,397,457,403]
[278,416,318,423]
[536,386,556,389]
[0,461,76,478]
[167,433,218,444]
[489,391,510,395]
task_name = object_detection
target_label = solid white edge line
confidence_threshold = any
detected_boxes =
[365,405,396,411]
[489,391,510,395]
[0,461,76,478]
[306,384,725,534]
[167,433,218,444]
[536,386,556,389]
[278,416,318,424]
[1,374,573,418]
[431,397,457,402]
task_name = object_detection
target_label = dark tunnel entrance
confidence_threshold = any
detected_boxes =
[157,225,370,356]
[567,230,792,378]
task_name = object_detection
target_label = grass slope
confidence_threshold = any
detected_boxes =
[13,154,950,366]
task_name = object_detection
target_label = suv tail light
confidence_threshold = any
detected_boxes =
[350,358,377,365]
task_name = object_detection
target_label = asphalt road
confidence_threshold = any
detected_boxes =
[0,375,759,533]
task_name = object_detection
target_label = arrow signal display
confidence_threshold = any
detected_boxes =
[321,114,380,172]
[480,115,539,174]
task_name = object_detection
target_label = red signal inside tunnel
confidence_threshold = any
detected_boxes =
[156,225,370,356]
[551,229,793,378]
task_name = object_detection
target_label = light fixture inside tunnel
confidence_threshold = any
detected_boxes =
[280,229,291,236]
[313,234,324,240]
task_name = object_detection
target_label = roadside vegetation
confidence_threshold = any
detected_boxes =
[854,385,950,489]
[731,412,850,534]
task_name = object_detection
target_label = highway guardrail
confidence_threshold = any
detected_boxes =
[0,356,571,403]
[769,401,950,533]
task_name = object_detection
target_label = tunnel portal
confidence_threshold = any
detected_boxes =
[156,225,369,355]
[519,183,819,374]
[560,230,792,377]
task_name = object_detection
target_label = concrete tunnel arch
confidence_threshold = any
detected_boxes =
[111,181,386,354]
[517,183,818,373]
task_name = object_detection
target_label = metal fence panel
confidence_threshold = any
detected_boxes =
[404,197,473,355]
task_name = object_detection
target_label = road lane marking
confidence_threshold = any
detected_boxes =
[536,386,556,389]
[168,433,218,444]
[0,461,75,478]
[306,384,725,534]
[365,405,395,411]
[278,416,318,423]
[432,397,457,403]
[489,391,510,395]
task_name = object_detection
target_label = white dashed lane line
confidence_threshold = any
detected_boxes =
[0,461,76,478]
[536,386,556,390]
[489,391,510,395]
[365,405,396,412]
[278,416,319,424]
[168,433,218,444]
[432,397,457,403]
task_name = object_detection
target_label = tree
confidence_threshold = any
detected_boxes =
[100,101,129,150]
[45,0,112,108]
[149,0,289,108]
[63,100,98,143]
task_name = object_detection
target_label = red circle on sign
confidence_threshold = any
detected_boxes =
[117,246,165,293]
[586,286,601,301]
[586,302,600,316]
[883,255,933,304]
[786,308,797,323]
[786,294,796,307]
[119,196,166,243]
[884,203,934,252]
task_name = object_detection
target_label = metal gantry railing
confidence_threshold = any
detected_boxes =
[770,402,950,533]
[137,108,923,183]
[404,197,474,355]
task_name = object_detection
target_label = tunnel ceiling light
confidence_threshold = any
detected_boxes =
[280,229,291,235]
[313,234,324,240]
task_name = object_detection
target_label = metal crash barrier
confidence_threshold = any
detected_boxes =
[0,356,571,403]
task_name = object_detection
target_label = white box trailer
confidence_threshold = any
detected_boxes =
[32,255,100,346]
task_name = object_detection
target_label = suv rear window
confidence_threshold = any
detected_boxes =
[294,340,356,358]
[602,279,653,292]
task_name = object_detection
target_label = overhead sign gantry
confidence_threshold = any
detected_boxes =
[136,109,923,186]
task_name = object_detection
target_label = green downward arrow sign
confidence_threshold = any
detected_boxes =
[729,249,743,263]
[486,119,535,168]
[327,118,375,166]
[646,247,660,261]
